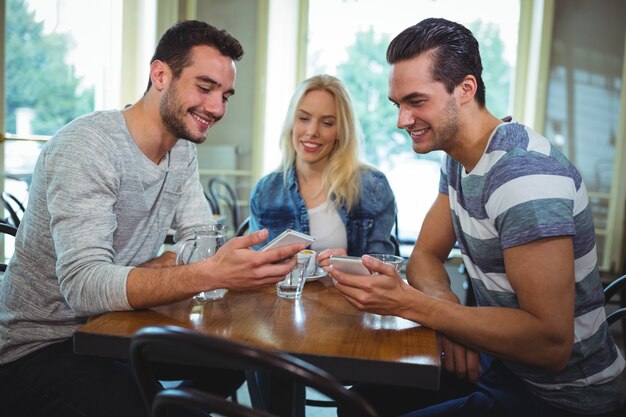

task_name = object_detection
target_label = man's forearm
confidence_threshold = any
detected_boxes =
[137,251,177,268]
[405,250,458,302]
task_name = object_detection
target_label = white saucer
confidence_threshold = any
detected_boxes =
[306,267,328,282]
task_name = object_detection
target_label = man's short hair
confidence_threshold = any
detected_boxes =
[386,18,486,107]
[146,20,244,93]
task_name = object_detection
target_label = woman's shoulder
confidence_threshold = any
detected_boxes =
[254,170,286,189]
[359,166,392,188]
[251,170,290,202]
[357,166,394,207]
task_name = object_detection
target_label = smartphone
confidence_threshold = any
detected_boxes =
[260,229,315,251]
[329,255,372,275]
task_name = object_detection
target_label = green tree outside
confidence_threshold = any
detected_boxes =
[468,20,512,119]
[5,0,94,136]
[336,28,402,170]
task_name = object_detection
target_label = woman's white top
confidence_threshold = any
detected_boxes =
[308,200,347,252]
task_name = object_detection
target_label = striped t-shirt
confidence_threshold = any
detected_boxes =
[440,121,626,413]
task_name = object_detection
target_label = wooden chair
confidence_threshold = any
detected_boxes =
[130,325,378,417]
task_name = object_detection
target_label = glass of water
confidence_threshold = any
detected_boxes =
[276,257,308,299]
[176,223,229,301]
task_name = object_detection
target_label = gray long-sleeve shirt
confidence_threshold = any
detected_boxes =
[0,110,212,363]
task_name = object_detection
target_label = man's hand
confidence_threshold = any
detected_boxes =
[330,255,411,316]
[440,335,481,382]
[332,254,481,382]
[198,229,308,291]
[418,279,482,382]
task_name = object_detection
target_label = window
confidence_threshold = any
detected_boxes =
[1,0,130,261]
[3,0,124,194]
[543,0,626,272]
[305,0,520,249]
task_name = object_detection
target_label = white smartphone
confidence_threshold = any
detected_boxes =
[329,255,371,275]
[260,229,315,252]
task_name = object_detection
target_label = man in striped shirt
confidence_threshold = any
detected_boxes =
[332,18,626,417]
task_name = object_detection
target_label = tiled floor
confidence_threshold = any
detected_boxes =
[230,386,337,417]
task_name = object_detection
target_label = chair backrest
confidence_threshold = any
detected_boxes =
[0,222,18,273]
[1,192,24,228]
[390,234,400,257]
[208,177,240,232]
[236,216,251,237]
[153,387,274,417]
[604,274,626,324]
[604,274,626,354]
[204,190,220,215]
[130,325,378,417]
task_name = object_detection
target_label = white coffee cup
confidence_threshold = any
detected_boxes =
[298,249,317,276]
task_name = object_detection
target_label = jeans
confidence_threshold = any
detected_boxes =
[339,355,623,417]
[0,339,244,417]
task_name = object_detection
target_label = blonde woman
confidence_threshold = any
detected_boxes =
[249,74,396,266]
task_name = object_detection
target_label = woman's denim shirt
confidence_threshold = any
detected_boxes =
[249,166,396,256]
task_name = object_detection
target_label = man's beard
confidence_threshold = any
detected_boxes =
[160,84,208,144]
[431,95,461,152]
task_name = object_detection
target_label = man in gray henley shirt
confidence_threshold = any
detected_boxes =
[0,20,305,417]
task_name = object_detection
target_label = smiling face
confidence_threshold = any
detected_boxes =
[388,53,461,155]
[160,45,236,144]
[292,89,338,167]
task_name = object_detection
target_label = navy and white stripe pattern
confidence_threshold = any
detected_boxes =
[439,121,626,413]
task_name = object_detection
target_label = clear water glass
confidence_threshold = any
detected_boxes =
[175,223,229,301]
[276,258,307,299]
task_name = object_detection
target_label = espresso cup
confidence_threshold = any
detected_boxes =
[298,249,317,276]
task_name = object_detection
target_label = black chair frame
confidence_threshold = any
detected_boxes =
[0,223,18,272]
[208,177,240,231]
[1,192,24,228]
[130,325,377,417]
[604,274,626,348]
[236,216,251,237]
[204,190,220,215]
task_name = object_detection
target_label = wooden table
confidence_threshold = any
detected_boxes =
[74,277,441,390]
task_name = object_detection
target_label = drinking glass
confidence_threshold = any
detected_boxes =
[276,257,307,299]
[176,223,229,301]
[368,254,404,272]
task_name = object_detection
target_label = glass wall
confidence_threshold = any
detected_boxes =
[543,0,626,271]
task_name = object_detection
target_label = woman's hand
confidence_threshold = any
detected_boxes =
[316,248,348,270]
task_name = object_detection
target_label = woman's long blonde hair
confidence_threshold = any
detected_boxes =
[279,74,363,211]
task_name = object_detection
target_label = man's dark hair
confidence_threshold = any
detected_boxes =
[386,18,486,107]
[145,20,244,93]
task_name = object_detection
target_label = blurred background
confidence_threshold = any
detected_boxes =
[1,0,625,278]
